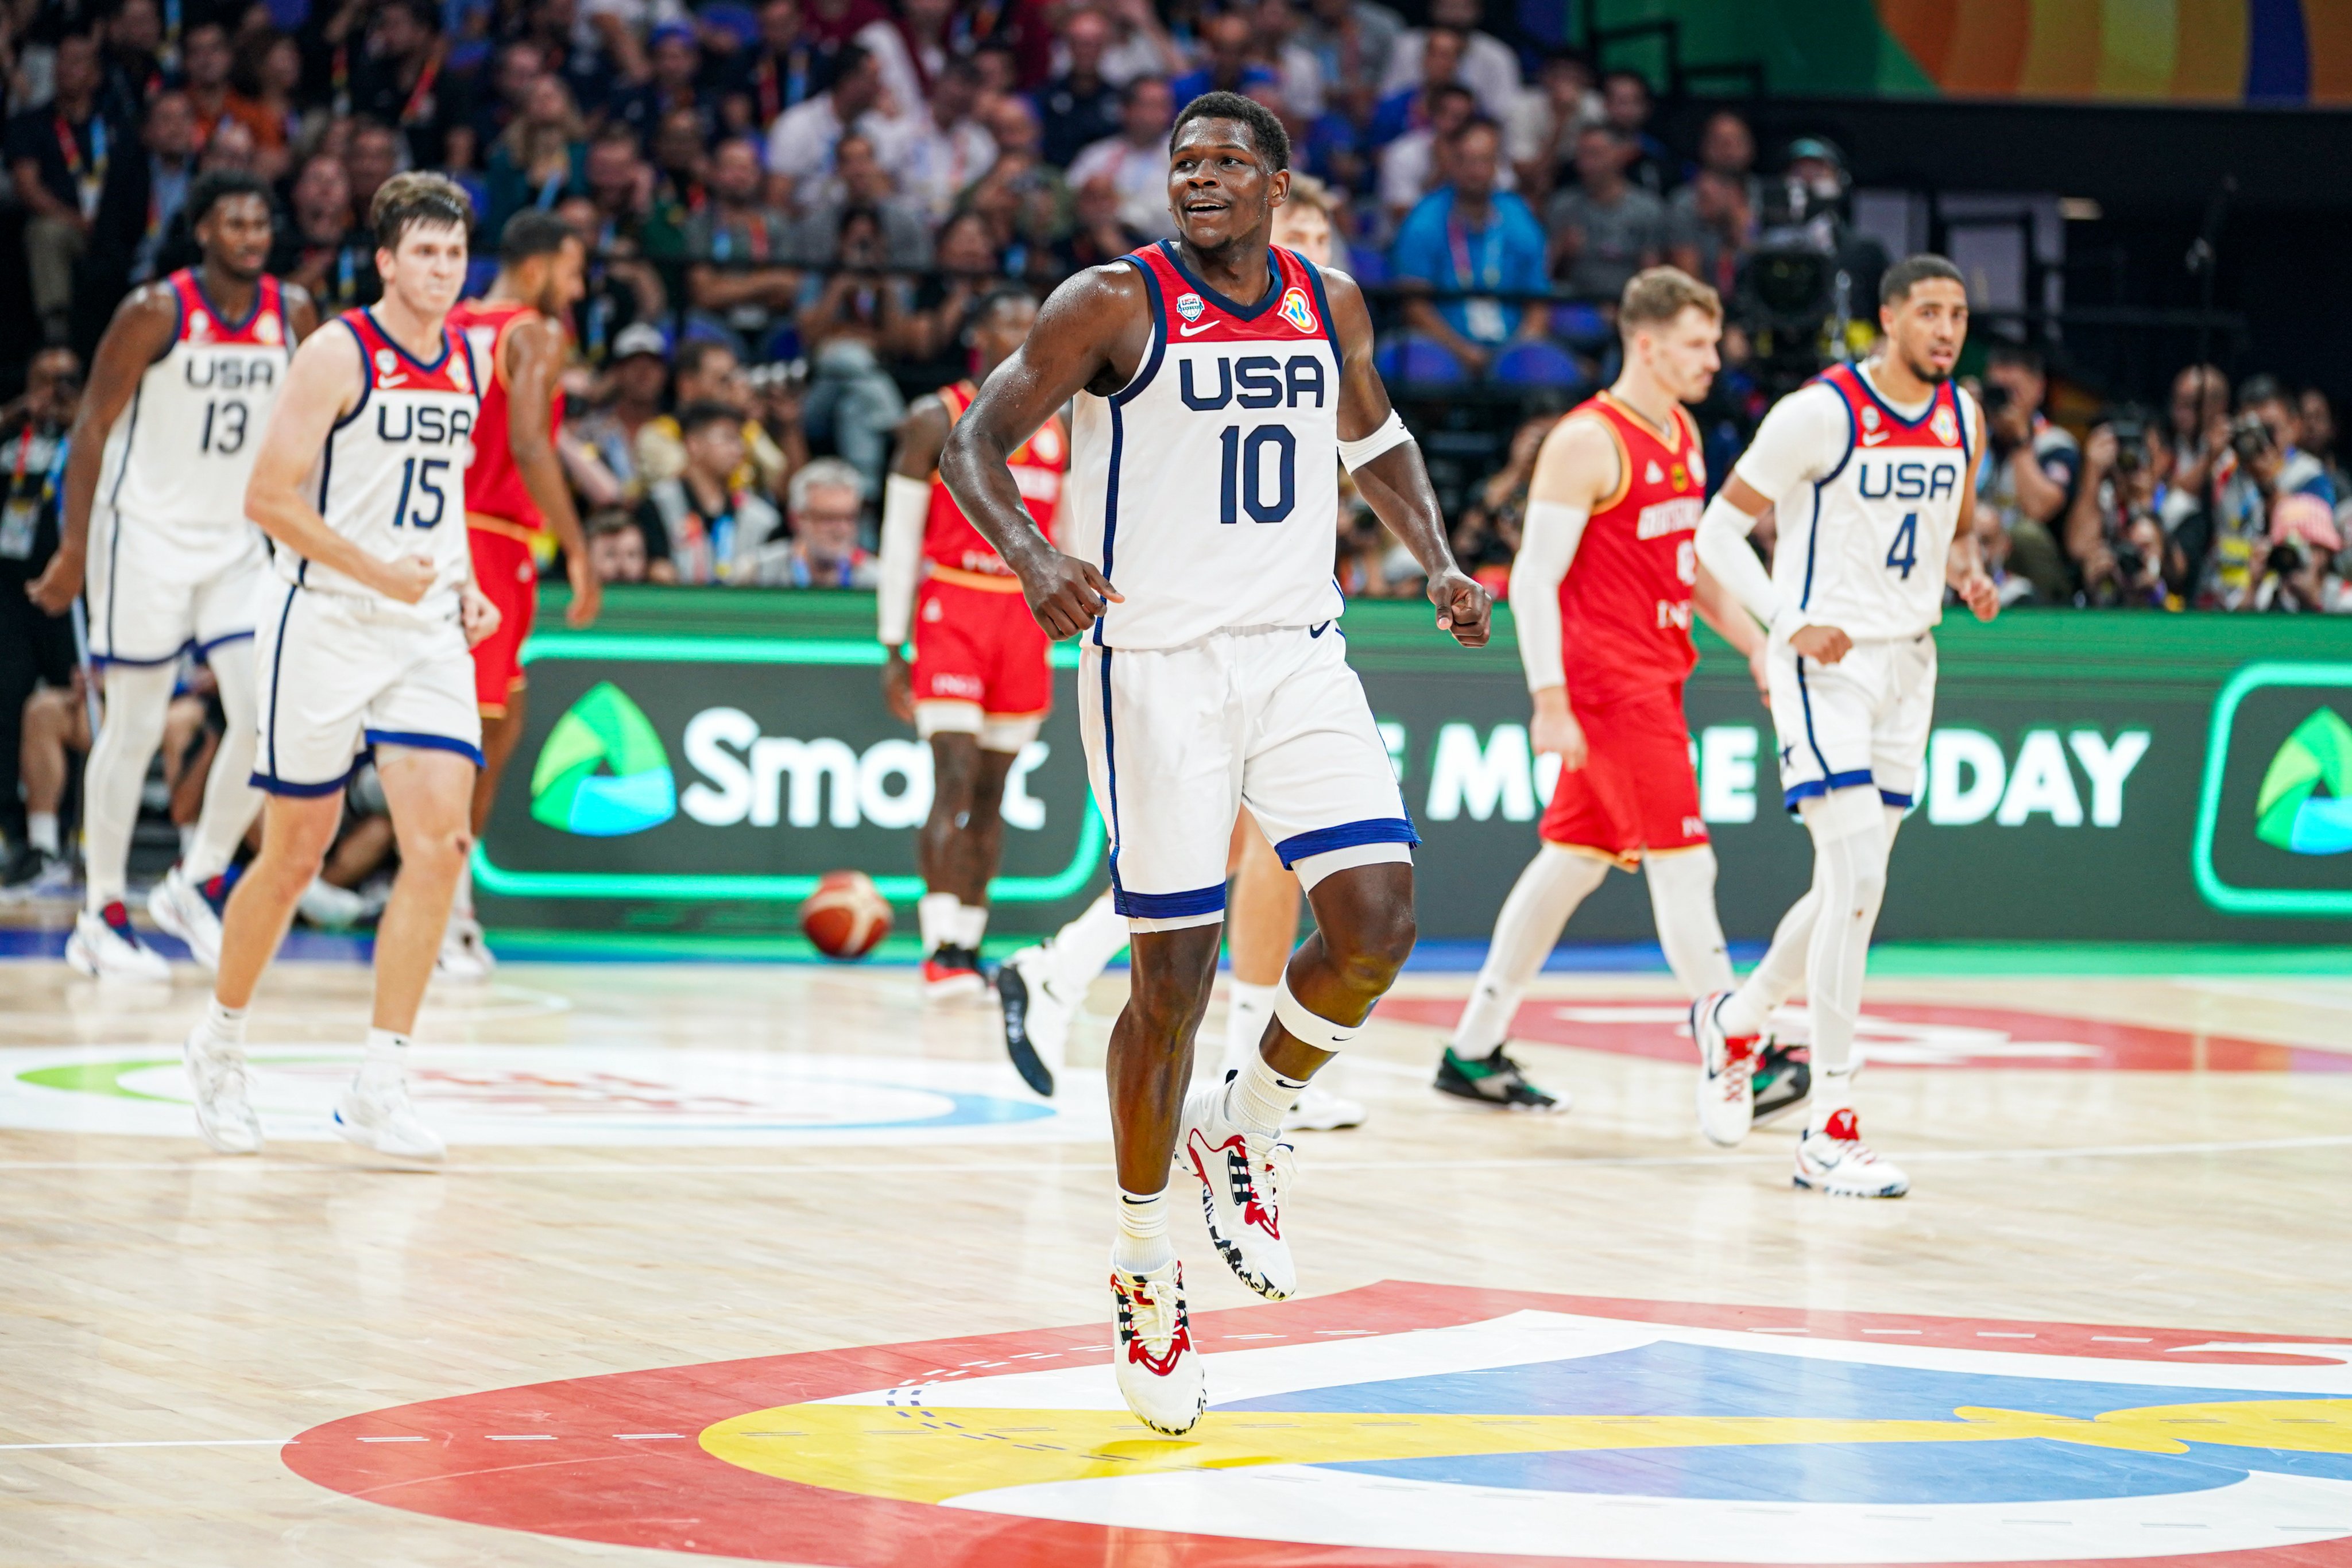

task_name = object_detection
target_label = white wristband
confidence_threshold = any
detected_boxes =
[1337,409,1413,473]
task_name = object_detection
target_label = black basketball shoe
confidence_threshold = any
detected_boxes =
[1750,1037,1812,1128]
[1433,1046,1564,1112]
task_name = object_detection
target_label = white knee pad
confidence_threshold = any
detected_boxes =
[1274,975,1364,1051]
[1800,784,1884,847]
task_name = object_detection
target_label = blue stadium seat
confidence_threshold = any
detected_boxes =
[1490,339,1588,390]
[1343,247,1387,285]
[699,2,761,47]
[1550,301,1610,348]
[463,257,500,298]
[1375,336,1470,386]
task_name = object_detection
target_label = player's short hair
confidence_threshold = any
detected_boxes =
[789,456,864,514]
[1879,253,1964,307]
[372,170,473,251]
[676,399,741,438]
[187,169,272,229]
[1618,266,1722,334]
[584,508,637,539]
[1282,171,1332,218]
[500,207,578,265]
[1170,90,1290,173]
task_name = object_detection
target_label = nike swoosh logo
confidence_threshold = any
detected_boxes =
[380,373,409,388]
[1860,431,1891,446]
[1178,320,1217,336]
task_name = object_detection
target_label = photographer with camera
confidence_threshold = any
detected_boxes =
[2198,374,2341,610]
[1976,343,2080,603]
[2065,408,2176,607]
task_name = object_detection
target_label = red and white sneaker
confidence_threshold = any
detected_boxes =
[1111,1261,1205,1434]
[1793,1108,1910,1198]
[1691,990,1760,1148]
[1178,1081,1297,1300]
[922,944,985,999]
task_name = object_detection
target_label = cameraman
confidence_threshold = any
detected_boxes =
[2066,409,2175,607]
[2199,374,2339,609]
[1977,342,2080,602]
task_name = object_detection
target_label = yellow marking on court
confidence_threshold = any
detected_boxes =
[701,1398,2352,1504]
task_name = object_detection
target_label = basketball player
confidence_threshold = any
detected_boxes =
[179,173,499,1159]
[1438,268,1775,1128]
[993,175,1366,1133]
[1691,254,1998,1197]
[30,171,316,977]
[877,287,1065,998]
[444,209,602,978]
[941,93,1489,1433]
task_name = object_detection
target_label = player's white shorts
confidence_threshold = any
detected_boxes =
[84,509,268,667]
[1078,623,1417,928]
[250,583,483,796]
[1769,632,1937,812]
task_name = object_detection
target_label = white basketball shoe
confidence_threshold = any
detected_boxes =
[333,1063,447,1161]
[435,916,496,980]
[182,1024,264,1155]
[1793,1108,1909,1198]
[1111,1261,1206,1435]
[1690,990,1759,1148]
[148,866,228,970]
[1178,1081,1297,1300]
[1282,1083,1366,1131]
[65,902,171,981]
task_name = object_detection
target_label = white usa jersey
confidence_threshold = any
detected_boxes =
[95,269,292,567]
[1734,361,1978,642]
[1066,242,1343,649]
[279,308,478,620]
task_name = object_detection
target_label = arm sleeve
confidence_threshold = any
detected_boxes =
[1695,491,1788,636]
[1508,499,1586,693]
[876,473,929,646]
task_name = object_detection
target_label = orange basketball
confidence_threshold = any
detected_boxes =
[799,870,892,959]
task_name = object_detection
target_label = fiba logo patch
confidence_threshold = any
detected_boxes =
[1860,404,1882,431]
[188,312,212,342]
[450,353,470,392]
[1175,292,1205,323]
[1279,285,1316,333]
[1931,404,1961,445]
[256,313,282,345]
[374,349,399,377]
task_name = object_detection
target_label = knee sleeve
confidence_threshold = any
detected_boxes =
[1642,845,1735,997]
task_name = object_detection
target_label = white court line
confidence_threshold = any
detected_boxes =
[0,1438,292,1451]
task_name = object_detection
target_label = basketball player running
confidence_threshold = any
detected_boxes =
[30,171,317,977]
[877,288,1066,998]
[1691,254,1998,1197]
[993,176,1367,1133]
[1438,268,1774,1127]
[942,94,1489,1434]
[180,173,500,1159]
[444,210,602,978]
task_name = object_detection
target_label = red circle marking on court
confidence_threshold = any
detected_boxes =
[1374,996,2352,1073]
[281,1280,2352,1568]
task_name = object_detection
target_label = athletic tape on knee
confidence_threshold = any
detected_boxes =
[1274,977,1364,1051]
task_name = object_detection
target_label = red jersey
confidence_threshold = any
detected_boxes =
[1560,390,1706,706]
[925,380,1065,581]
[450,298,562,536]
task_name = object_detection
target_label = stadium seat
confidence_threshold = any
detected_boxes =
[699,2,761,47]
[1375,336,1470,386]
[1490,340,1588,390]
[1550,301,1610,349]
[1343,247,1387,285]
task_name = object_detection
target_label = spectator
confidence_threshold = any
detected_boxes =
[1667,169,1753,298]
[484,74,590,234]
[764,40,892,212]
[2202,375,2339,610]
[569,323,671,492]
[755,458,880,586]
[893,58,996,223]
[1598,68,1671,193]
[2158,361,2229,554]
[637,339,791,497]
[1368,26,1466,148]
[722,0,830,135]
[2301,387,2350,506]
[1978,342,2082,603]
[641,104,716,258]
[474,40,550,150]
[223,30,308,179]
[1039,8,1124,169]
[611,22,716,144]
[684,135,802,355]
[350,0,475,170]
[1507,47,1599,200]
[1378,78,1475,223]
[899,210,1012,366]
[2251,497,2350,613]
[796,208,910,494]
[1055,172,1147,272]
[791,131,934,268]
[1091,0,1188,88]
[179,22,235,150]
[99,0,166,124]
[585,508,652,583]
[1378,0,1518,121]
[558,192,667,357]
[2065,411,2177,607]
[7,675,90,896]
[0,347,80,886]
[6,29,110,344]
[1067,76,1176,239]
[636,400,785,583]
[1545,123,1669,301]
[1251,0,1326,120]
[1300,0,1404,123]
[89,87,196,291]
[858,0,954,122]
[1452,411,1558,594]
[1170,11,1275,104]
[1391,115,1548,378]
[270,151,380,312]
[344,117,405,219]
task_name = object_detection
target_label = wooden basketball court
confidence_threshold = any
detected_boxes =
[3,953,2350,1566]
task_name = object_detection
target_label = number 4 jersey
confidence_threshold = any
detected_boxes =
[1066,242,1343,649]
[280,307,479,620]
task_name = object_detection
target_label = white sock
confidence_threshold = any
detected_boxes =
[1111,1186,1172,1274]
[917,891,960,954]
[363,1027,411,1076]
[1220,979,1278,1075]
[178,824,200,857]
[1227,1052,1305,1135]
[204,997,248,1046]
[1809,1064,1856,1130]
[183,645,261,884]
[27,811,59,857]
[1642,846,1736,996]
[83,663,177,909]
[951,901,988,949]
[1047,891,1129,995]
[1452,845,1606,1054]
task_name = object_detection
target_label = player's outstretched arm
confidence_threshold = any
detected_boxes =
[245,325,435,605]
[1510,412,1615,765]
[1321,269,1490,648]
[505,314,598,628]
[940,265,1141,640]
[26,284,178,614]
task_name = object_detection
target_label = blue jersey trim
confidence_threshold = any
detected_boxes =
[196,629,255,656]
[189,267,265,337]
[154,281,185,364]
[89,644,189,668]
[1955,384,1976,467]
[361,307,454,374]
[1793,657,1838,781]
[1782,771,1877,811]
[1800,386,1859,611]
[1273,816,1421,868]
[1111,253,1167,406]
[366,729,486,766]
[263,582,296,779]
[251,760,362,798]
[1097,648,1123,893]
[1115,882,1228,919]
[1093,402,1125,647]
[1844,361,1938,431]
[1156,240,1283,320]
[1879,788,1915,808]
[1298,251,1343,360]
[331,316,375,433]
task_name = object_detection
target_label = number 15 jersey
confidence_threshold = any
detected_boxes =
[278,308,479,620]
[1066,242,1344,649]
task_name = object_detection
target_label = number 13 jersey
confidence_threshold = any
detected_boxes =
[96,269,292,571]
[278,308,479,620]
[1066,242,1344,649]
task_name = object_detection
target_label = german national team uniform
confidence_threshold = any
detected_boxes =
[1539,390,1708,866]
[449,299,555,717]
[1739,362,1977,811]
[88,270,292,665]
[914,380,1062,739]
[251,309,484,793]
[1066,241,1415,923]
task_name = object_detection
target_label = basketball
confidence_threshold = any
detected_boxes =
[799,870,892,959]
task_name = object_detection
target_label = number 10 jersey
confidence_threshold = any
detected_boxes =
[1066,242,1344,649]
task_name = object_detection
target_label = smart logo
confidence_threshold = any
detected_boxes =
[2255,708,2352,855]
[530,682,678,836]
